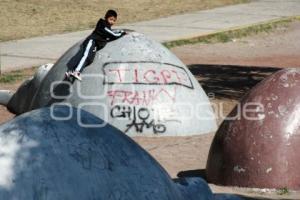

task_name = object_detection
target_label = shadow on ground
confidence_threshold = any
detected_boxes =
[188,64,281,100]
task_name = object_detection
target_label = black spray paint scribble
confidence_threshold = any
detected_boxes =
[110,105,166,134]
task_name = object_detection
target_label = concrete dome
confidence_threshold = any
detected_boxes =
[6,63,53,114]
[206,68,300,189]
[0,105,213,199]
[6,32,217,137]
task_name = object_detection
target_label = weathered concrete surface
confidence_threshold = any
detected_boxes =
[206,68,300,189]
[0,105,242,200]
[7,33,217,137]
[1,0,300,71]
[6,63,53,114]
[0,105,188,199]
[0,90,13,105]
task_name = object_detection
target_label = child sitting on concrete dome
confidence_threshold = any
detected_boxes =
[66,9,126,81]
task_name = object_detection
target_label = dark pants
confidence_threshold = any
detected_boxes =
[73,39,97,72]
[67,37,106,72]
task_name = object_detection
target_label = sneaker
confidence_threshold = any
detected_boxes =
[65,71,71,79]
[71,71,82,81]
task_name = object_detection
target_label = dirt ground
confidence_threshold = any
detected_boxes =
[1,22,300,199]
[0,0,247,41]
[0,83,21,123]
[172,21,300,69]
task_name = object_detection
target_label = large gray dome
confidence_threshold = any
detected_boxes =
[0,106,195,199]
[6,33,217,137]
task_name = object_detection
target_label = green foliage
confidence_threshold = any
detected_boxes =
[277,187,290,195]
[0,70,26,83]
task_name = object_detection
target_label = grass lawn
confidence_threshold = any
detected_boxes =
[0,67,37,84]
[0,0,249,41]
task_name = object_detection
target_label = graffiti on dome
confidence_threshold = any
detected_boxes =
[103,62,194,89]
[103,62,192,134]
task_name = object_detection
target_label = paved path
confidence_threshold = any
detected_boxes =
[1,0,300,72]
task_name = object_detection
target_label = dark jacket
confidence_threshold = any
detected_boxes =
[89,18,125,49]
